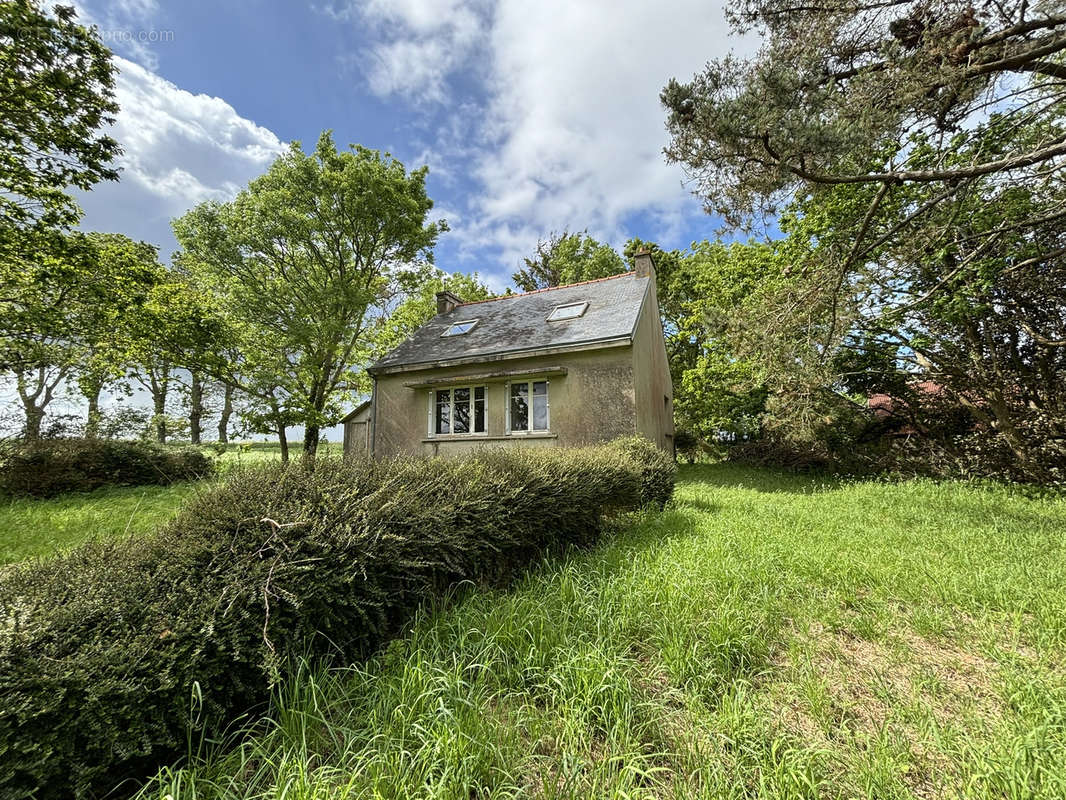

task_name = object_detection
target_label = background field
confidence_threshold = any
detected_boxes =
[118,464,1066,800]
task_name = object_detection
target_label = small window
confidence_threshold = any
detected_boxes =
[546,302,588,321]
[508,380,549,433]
[430,386,486,435]
[442,319,478,337]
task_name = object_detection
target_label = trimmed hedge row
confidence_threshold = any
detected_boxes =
[0,437,674,799]
[0,437,214,497]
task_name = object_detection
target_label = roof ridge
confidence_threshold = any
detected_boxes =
[456,271,635,307]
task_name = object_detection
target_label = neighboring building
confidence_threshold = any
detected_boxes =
[341,400,373,455]
[345,251,673,458]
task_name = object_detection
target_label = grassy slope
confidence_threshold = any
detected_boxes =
[138,464,1066,800]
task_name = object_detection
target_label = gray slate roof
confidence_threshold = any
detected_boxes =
[369,272,649,373]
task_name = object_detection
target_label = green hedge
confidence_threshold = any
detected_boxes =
[0,437,674,799]
[0,438,214,497]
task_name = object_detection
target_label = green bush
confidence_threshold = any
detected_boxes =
[0,438,674,799]
[0,438,214,497]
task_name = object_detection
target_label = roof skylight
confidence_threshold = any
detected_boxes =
[441,319,479,337]
[546,301,588,321]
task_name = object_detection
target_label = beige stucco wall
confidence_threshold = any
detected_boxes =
[630,275,675,452]
[370,344,638,458]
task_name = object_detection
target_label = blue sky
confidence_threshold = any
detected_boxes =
[70,0,753,291]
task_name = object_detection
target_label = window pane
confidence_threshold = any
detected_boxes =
[453,387,470,434]
[532,381,548,431]
[547,302,588,321]
[435,389,450,434]
[474,386,485,432]
[442,320,478,337]
[510,382,528,431]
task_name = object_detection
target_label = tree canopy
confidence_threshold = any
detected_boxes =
[512,230,627,291]
[174,131,446,459]
[663,0,1065,226]
[0,1,120,259]
[662,0,1066,480]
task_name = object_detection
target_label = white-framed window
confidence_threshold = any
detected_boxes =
[429,386,486,435]
[507,379,549,433]
[546,301,588,321]
[441,319,479,337]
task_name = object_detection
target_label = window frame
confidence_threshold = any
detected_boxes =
[427,385,487,437]
[440,318,479,337]
[546,301,588,321]
[506,378,550,434]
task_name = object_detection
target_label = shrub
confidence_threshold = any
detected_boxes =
[0,438,213,498]
[608,435,676,507]
[673,429,699,464]
[0,438,674,799]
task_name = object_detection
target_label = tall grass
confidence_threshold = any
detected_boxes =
[137,464,1066,799]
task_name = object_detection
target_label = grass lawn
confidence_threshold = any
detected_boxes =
[0,482,203,564]
[137,464,1066,800]
[0,440,345,565]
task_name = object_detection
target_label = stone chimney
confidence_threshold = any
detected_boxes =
[436,290,463,315]
[633,249,656,279]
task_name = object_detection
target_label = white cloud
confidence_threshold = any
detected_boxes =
[479,1,749,257]
[332,0,752,275]
[72,0,170,69]
[75,57,286,258]
[329,0,490,103]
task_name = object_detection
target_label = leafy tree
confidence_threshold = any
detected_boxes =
[624,238,774,442]
[662,0,1065,227]
[1,233,159,439]
[75,233,163,437]
[174,131,446,460]
[0,1,119,238]
[662,0,1066,479]
[512,230,626,291]
[0,1,121,333]
[372,270,493,358]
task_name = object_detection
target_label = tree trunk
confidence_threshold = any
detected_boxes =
[217,383,234,444]
[147,363,170,444]
[15,367,62,441]
[153,391,167,443]
[189,372,203,445]
[302,424,319,462]
[24,405,44,441]
[83,381,103,438]
[277,425,289,463]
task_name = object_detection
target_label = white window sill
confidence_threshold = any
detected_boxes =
[422,433,556,443]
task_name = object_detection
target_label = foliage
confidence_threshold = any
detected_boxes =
[512,230,627,291]
[673,428,699,463]
[173,132,445,459]
[0,1,119,259]
[135,464,1066,799]
[662,0,1066,227]
[0,3,122,436]
[0,438,213,498]
[0,438,674,799]
[662,2,1066,481]
[74,234,171,436]
[623,238,773,441]
[371,270,493,359]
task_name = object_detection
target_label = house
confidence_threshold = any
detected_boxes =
[345,250,673,458]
